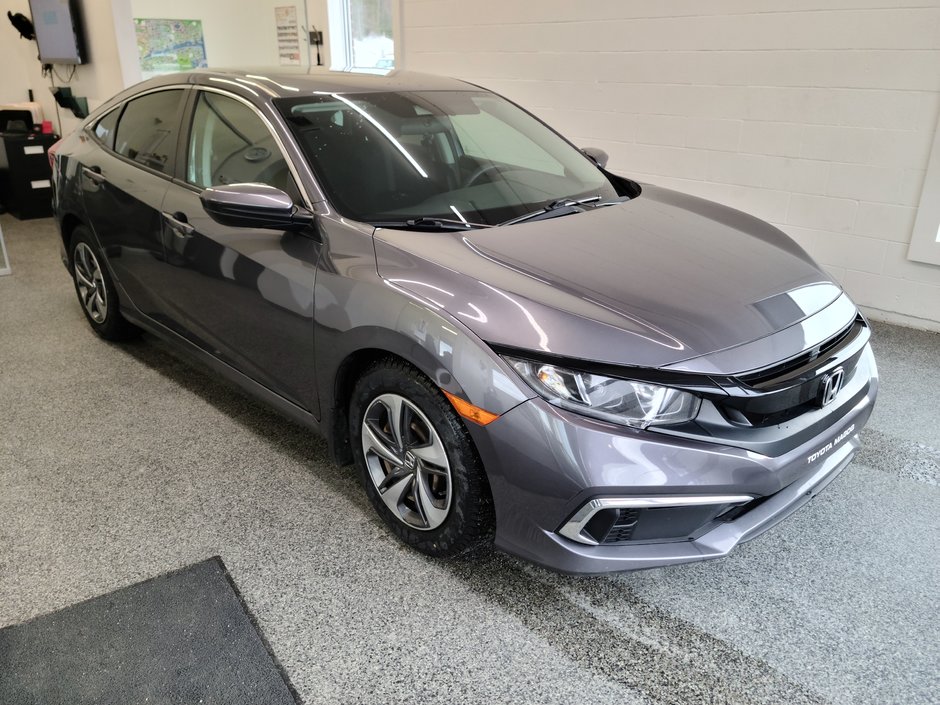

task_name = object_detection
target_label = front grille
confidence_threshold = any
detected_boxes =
[716,317,869,428]
[727,400,819,427]
[740,317,861,389]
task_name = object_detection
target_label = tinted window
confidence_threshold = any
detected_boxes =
[114,89,184,174]
[187,91,297,198]
[93,108,120,149]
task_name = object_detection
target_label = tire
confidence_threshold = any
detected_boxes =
[69,226,140,341]
[350,358,495,557]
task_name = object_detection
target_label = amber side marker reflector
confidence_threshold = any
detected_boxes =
[442,390,500,426]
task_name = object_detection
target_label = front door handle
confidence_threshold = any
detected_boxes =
[162,211,195,237]
[82,165,106,184]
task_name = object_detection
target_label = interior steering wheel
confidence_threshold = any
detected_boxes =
[464,163,502,188]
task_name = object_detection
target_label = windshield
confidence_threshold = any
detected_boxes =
[275,90,626,226]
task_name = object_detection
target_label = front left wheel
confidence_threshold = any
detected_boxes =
[349,359,495,557]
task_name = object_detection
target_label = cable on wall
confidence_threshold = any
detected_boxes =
[42,65,64,136]
[51,64,77,84]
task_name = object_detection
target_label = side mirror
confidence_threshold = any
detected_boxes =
[200,183,314,230]
[581,147,609,169]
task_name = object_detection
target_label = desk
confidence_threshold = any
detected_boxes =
[0,132,58,220]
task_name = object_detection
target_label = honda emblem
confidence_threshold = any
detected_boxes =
[819,367,845,407]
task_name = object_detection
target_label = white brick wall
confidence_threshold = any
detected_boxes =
[401,0,940,330]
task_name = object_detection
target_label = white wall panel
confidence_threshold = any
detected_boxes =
[402,0,940,329]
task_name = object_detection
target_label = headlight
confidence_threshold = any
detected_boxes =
[506,357,700,429]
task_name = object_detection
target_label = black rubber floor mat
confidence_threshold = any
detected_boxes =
[0,557,300,705]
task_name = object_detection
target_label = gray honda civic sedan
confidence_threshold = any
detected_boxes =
[51,69,878,574]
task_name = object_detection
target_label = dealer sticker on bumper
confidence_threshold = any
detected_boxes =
[806,424,856,465]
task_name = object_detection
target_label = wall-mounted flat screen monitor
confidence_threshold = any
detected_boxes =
[29,0,86,65]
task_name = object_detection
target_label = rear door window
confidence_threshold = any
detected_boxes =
[113,89,185,174]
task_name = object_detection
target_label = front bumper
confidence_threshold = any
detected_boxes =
[470,344,878,574]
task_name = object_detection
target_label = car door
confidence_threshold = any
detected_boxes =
[157,88,321,413]
[80,88,187,317]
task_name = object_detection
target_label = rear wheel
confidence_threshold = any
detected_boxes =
[350,359,494,557]
[70,226,139,341]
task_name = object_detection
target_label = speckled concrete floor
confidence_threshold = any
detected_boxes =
[1,214,938,705]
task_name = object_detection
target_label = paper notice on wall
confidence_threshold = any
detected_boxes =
[275,6,301,66]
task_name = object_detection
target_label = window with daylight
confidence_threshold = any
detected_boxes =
[908,112,940,266]
[329,0,395,72]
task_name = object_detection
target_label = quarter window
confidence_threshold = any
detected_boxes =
[113,90,184,174]
[187,91,297,198]
[93,108,120,150]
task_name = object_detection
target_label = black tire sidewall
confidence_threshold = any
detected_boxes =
[349,360,493,557]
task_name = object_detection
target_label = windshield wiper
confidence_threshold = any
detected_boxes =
[497,195,628,227]
[370,217,491,231]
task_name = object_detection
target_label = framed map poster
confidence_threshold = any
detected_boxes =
[134,19,208,80]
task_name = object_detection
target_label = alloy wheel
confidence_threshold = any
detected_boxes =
[73,242,108,323]
[361,393,453,531]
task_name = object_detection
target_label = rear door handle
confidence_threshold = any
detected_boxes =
[82,165,106,184]
[162,211,195,237]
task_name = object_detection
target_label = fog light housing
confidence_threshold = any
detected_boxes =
[559,495,754,545]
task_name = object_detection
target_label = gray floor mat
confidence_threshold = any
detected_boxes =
[0,557,299,705]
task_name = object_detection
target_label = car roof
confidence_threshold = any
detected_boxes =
[141,67,476,98]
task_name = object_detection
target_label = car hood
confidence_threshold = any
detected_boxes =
[373,184,845,372]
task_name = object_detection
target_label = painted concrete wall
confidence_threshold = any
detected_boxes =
[401,0,940,330]
[0,12,36,105]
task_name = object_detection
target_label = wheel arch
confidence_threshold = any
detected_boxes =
[321,320,530,465]
[59,212,85,269]
[326,339,457,466]
[329,347,397,464]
